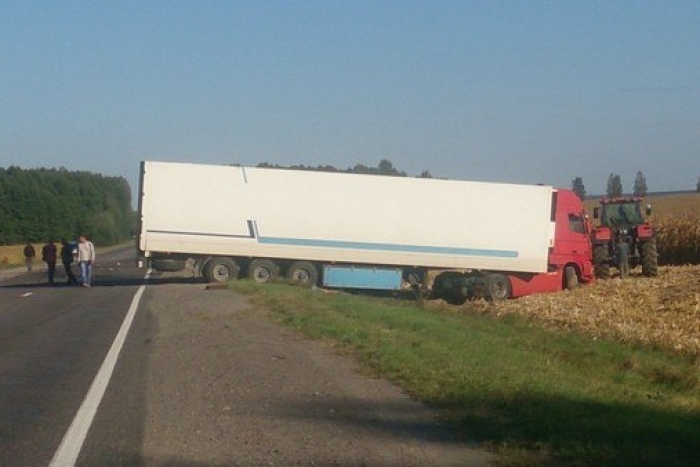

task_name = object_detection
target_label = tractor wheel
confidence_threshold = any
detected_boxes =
[641,239,659,277]
[593,245,610,279]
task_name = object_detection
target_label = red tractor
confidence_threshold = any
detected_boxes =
[591,197,658,278]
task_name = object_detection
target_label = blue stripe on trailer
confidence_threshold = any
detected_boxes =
[148,220,257,239]
[323,265,403,290]
[258,236,518,258]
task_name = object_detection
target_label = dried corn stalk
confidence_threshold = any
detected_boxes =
[448,266,700,358]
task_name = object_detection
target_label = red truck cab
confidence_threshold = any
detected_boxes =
[508,189,594,297]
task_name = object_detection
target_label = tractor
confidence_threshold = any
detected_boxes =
[591,197,658,278]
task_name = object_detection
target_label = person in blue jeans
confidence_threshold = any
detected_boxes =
[77,235,96,287]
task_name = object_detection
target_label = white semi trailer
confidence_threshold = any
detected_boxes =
[138,161,593,300]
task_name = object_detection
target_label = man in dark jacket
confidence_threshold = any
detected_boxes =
[23,242,36,272]
[41,240,57,284]
[61,239,78,285]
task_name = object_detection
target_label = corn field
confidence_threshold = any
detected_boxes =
[655,216,700,265]
[586,194,700,266]
[453,265,700,358]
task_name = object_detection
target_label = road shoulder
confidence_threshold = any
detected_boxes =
[135,280,492,466]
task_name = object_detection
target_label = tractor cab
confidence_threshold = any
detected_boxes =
[593,198,651,228]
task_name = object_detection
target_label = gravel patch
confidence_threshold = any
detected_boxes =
[139,278,492,466]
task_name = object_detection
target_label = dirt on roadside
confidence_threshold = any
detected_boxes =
[138,274,493,466]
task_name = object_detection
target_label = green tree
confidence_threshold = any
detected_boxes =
[571,176,586,200]
[606,173,623,197]
[633,171,648,196]
[0,166,134,245]
[377,159,405,176]
[255,159,418,178]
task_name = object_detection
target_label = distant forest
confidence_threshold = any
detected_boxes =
[255,159,436,179]
[0,167,133,246]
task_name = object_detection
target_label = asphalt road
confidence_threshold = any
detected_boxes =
[1,249,491,466]
[0,247,145,466]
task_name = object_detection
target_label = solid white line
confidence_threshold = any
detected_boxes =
[49,270,151,467]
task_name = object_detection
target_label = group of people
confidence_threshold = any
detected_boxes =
[23,236,96,287]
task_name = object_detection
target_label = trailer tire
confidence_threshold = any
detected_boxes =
[432,272,467,305]
[248,259,280,283]
[285,261,319,286]
[202,257,240,283]
[565,266,579,290]
[593,245,610,279]
[150,258,186,272]
[485,274,511,301]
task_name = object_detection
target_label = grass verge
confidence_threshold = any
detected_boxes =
[229,280,700,466]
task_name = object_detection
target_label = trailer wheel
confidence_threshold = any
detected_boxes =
[202,257,240,283]
[485,274,511,301]
[432,272,468,305]
[248,259,280,283]
[286,261,319,286]
[565,266,579,290]
[150,258,186,272]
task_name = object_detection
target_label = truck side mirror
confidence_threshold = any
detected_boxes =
[593,207,600,219]
[646,204,652,216]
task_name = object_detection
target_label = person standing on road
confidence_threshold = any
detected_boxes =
[41,240,57,284]
[23,242,36,272]
[77,235,95,288]
[60,238,78,285]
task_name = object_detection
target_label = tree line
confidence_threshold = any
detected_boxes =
[0,167,134,246]
[254,158,436,178]
[573,172,700,199]
[571,171,651,200]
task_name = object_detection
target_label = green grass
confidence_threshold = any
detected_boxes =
[229,280,700,466]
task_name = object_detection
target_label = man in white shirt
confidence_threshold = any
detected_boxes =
[77,235,96,287]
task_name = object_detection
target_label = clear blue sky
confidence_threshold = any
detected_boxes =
[1,1,698,202]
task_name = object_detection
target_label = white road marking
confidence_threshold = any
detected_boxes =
[49,270,151,467]
[21,292,33,297]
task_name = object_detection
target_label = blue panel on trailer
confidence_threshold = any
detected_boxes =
[323,265,403,290]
